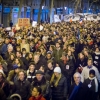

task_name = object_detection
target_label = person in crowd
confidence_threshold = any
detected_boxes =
[92,47,100,72]
[53,42,63,63]
[7,65,21,85]
[0,69,10,97]
[7,53,15,72]
[29,86,46,100]
[31,70,50,100]
[59,53,74,93]
[76,52,87,73]
[45,60,54,81]
[14,70,30,100]
[0,55,8,74]
[1,37,10,59]
[5,44,14,60]
[33,54,44,70]
[16,51,28,70]
[84,70,99,100]
[50,67,67,100]
[68,72,87,100]
[81,58,100,82]
[26,52,34,64]
[0,88,7,100]
[27,62,36,83]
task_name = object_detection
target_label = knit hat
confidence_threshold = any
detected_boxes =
[0,69,5,77]
[89,69,95,76]
[35,70,44,75]
[54,67,61,73]
[13,64,19,70]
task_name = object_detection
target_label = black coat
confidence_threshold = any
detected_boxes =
[84,78,99,100]
[31,77,50,100]
[68,82,87,100]
[60,60,74,78]
[14,79,30,100]
[51,75,67,100]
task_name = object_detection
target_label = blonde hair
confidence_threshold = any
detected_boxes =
[50,73,62,87]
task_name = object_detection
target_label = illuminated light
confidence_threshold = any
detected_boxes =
[42,6,44,9]
[64,7,67,10]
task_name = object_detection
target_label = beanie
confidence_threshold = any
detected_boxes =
[89,69,95,76]
[13,64,19,70]
[54,67,61,73]
[35,70,44,75]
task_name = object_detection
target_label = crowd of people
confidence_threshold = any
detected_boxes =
[0,20,100,100]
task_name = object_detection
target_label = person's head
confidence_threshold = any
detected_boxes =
[73,72,81,85]
[8,44,13,53]
[16,51,22,58]
[47,61,53,70]
[18,70,26,81]
[35,70,44,81]
[13,65,20,73]
[22,48,26,54]
[28,52,33,59]
[89,70,95,78]
[32,86,42,97]
[10,53,15,60]
[34,54,40,64]
[46,53,52,60]
[39,65,45,73]
[79,52,84,59]
[29,63,35,71]
[5,37,10,44]
[87,59,93,67]
[15,58,21,64]
[16,46,21,52]
[54,67,61,78]
[55,42,60,48]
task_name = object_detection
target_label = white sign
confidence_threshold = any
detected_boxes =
[54,15,61,22]
[32,21,37,27]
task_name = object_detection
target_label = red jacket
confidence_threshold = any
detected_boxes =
[29,95,46,100]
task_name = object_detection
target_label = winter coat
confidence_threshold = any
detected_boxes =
[31,77,50,100]
[27,70,35,83]
[0,88,7,100]
[84,78,99,100]
[92,52,100,72]
[51,75,67,100]
[68,82,87,100]
[60,60,74,78]
[29,95,46,100]
[14,79,30,100]
[0,78,10,97]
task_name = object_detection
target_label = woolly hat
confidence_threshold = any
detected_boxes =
[0,69,5,77]
[35,70,44,75]
[89,69,95,76]
[54,67,61,73]
[13,64,19,70]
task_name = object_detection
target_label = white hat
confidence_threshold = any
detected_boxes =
[54,67,61,73]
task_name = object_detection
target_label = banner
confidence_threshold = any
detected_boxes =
[18,18,30,27]
[54,15,61,22]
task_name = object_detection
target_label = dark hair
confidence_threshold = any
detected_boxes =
[33,86,42,95]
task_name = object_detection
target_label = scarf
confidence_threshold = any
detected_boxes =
[88,76,98,92]
[68,83,81,100]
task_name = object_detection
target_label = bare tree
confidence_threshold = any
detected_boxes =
[37,0,45,23]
